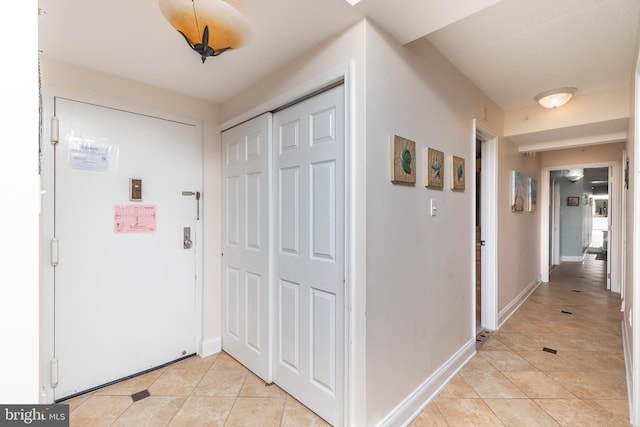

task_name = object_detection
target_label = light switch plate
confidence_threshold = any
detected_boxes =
[430,199,437,216]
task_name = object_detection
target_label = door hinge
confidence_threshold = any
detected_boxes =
[51,238,59,267]
[51,117,59,145]
[50,359,59,388]
[608,273,611,279]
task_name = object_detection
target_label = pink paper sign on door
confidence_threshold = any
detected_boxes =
[114,204,157,233]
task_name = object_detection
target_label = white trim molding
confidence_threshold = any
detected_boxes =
[376,339,476,427]
[199,337,222,357]
[622,319,633,423]
[560,254,587,263]
[474,119,499,331]
[498,277,542,328]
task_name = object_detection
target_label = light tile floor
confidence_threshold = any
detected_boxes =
[410,254,630,426]
[64,254,627,426]
[63,351,330,426]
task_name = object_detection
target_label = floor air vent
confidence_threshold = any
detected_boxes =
[131,389,150,402]
[475,329,491,349]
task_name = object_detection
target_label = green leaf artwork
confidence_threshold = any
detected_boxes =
[401,148,412,174]
[450,155,465,191]
[432,157,441,179]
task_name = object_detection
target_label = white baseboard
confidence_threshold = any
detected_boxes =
[376,339,476,427]
[561,254,587,262]
[199,336,221,357]
[498,276,541,328]
[622,320,633,424]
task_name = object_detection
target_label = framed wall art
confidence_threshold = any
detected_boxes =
[424,147,444,189]
[390,135,416,184]
[450,155,465,191]
[567,196,580,206]
[527,177,537,212]
[511,170,524,212]
[625,156,630,190]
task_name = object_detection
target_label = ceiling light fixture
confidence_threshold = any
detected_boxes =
[565,174,583,183]
[534,87,577,109]
[159,0,251,63]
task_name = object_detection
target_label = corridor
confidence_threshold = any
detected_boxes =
[411,254,628,426]
[61,255,627,426]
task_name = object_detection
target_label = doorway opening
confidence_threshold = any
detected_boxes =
[474,120,498,331]
[541,162,619,292]
[548,167,610,289]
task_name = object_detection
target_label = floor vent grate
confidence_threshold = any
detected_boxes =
[131,389,150,402]
[475,329,491,349]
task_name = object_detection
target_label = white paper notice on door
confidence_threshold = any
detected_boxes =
[68,137,117,172]
[114,204,157,233]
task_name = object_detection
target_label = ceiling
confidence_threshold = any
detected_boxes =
[552,167,610,195]
[37,0,640,149]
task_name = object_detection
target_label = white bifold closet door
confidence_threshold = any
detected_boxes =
[221,84,345,426]
[221,113,272,382]
[273,84,345,425]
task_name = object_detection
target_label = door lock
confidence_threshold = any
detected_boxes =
[183,227,192,249]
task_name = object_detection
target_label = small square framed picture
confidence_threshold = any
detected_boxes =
[390,135,416,184]
[567,196,580,206]
[450,155,465,191]
[424,147,444,189]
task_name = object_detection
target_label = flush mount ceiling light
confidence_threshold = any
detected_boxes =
[534,87,577,109]
[159,0,251,63]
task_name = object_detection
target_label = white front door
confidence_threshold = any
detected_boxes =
[221,113,272,382]
[273,85,345,425]
[52,98,200,399]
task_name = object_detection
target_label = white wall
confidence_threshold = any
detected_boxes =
[365,24,505,425]
[0,1,40,403]
[540,142,624,167]
[559,178,586,258]
[497,140,541,313]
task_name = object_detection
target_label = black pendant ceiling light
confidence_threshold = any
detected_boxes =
[159,0,251,63]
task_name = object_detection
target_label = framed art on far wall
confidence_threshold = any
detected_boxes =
[511,170,524,212]
[567,196,580,206]
[527,177,537,212]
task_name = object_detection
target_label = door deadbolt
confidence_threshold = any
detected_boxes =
[183,227,192,249]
